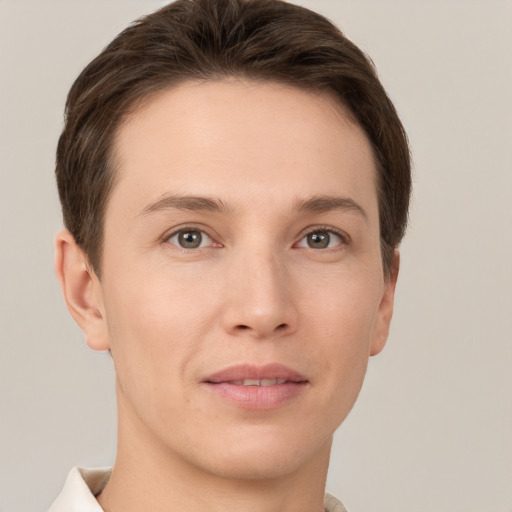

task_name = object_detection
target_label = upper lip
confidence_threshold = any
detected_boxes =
[203,363,307,384]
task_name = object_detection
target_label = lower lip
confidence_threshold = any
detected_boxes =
[204,382,308,410]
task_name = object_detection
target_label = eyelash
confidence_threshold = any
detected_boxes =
[163,225,350,251]
[294,226,350,250]
[164,226,221,251]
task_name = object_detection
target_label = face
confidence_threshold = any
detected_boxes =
[78,80,397,480]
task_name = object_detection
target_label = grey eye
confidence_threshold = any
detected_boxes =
[306,231,331,249]
[296,230,343,249]
[179,231,202,248]
[168,229,211,249]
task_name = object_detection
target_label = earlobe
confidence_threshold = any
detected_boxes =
[370,249,400,357]
[54,230,110,351]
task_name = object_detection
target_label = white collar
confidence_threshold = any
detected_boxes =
[47,467,110,512]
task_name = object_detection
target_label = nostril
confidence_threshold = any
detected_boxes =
[235,323,287,332]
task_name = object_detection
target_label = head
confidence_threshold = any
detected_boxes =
[56,0,410,279]
[54,0,411,485]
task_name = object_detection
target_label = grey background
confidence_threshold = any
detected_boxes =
[1,1,511,511]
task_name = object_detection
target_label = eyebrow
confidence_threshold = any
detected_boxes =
[139,193,367,221]
[140,194,229,216]
[294,195,368,221]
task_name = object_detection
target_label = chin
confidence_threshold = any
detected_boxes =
[195,429,333,481]
[205,454,306,481]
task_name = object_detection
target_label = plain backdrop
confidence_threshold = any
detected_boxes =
[1,1,511,511]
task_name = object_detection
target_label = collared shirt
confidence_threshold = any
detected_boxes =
[48,467,348,512]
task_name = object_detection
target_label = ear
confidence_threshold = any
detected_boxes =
[54,230,110,351]
[370,249,400,357]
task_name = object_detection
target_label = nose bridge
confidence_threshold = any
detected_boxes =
[223,242,297,338]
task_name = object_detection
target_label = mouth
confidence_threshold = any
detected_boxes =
[227,378,289,386]
[202,363,309,410]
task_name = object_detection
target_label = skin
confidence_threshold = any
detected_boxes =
[55,79,398,512]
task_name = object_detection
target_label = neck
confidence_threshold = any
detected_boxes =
[97,391,331,512]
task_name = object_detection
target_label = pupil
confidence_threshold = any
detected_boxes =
[179,231,201,248]
[308,231,329,249]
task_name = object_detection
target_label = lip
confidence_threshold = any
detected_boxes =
[204,363,307,383]
[202,363,309,411]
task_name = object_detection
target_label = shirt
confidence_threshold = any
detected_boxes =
[47,467,348,512]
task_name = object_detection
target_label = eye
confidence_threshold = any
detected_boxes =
[167,229,213,249]
[296,229,344,249]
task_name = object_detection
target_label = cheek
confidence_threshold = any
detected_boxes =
[304,264,383,344]
[301,268,383,403]
[102,267,215,395]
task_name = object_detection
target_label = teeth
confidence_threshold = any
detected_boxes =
[244,379,261,386]
[230,378,287,386]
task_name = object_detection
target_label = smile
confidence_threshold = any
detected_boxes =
[230,378,288,386]
[203,364,309,410]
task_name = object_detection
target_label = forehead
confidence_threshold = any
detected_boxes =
[109,79,378,219]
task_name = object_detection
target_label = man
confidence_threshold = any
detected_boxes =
[50,0,411,510]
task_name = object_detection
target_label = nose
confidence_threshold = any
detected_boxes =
[221,248,298,339]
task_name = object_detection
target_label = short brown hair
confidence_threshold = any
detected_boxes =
[56,0,411,276]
